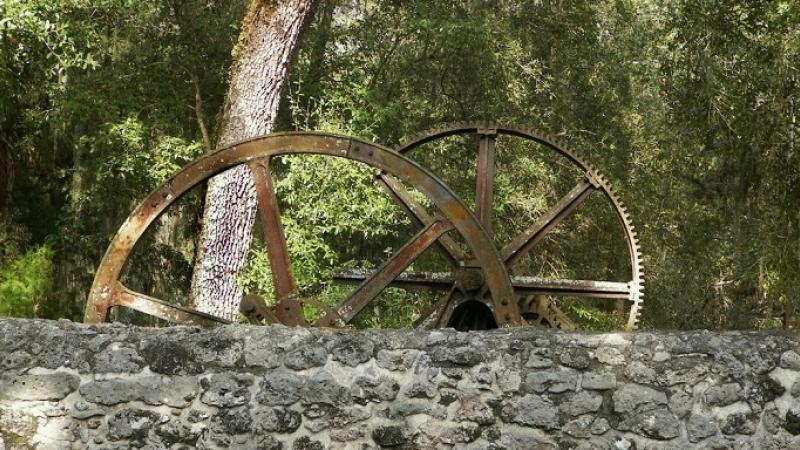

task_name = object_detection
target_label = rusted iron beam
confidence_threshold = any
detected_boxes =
[113,283,230,326]
[249,158,304,326]
[501,179,595,268]
[315,218,454,327]
[375,171,467,266]
[239,294,280,325]
[475,128,496,236]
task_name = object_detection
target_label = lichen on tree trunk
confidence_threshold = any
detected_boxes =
[190,0,315,320]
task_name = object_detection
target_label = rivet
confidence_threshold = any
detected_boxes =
[368,150,374,157]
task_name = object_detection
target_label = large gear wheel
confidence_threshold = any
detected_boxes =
[84,132,522,328]
[337,122,644,330]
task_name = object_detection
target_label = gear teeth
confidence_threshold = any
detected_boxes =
[396,121,645,331]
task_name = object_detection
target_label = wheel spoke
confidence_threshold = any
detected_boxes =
[113,283,230,326]
[415,285,459,329]
[334,270,455,291]
[376,172,467,266]
[501,178,595,268]
[475,128,496,236]
[316,218,454,326]
[510,276,631,299]
[249,158,304,326]
[239,294,281,325]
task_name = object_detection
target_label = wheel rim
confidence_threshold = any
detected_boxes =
[85,132,521,328]
[337,122,644,331]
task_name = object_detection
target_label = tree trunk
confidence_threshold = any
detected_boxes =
[190,0,315,320]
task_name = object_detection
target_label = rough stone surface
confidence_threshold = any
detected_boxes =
[0,319,799,449]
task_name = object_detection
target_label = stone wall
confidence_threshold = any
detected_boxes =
[0,319,799,450]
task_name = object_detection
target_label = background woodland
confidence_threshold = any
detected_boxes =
[1,0,798,330]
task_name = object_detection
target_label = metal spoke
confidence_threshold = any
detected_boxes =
[316,218,454,327]
[239,294,281,325]
[475,128,496,235]
[113,283,230,326]
[334,270,455,292]
[415,285,460,329]
[249,158,305,326]
[376,172,467,266]
[501,178,596,268]
[511,277,631,299]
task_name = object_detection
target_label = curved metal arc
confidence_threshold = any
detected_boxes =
[396,122,593,171]
[86,132,520,327]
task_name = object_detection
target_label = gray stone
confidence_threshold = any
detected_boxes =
[303,370,349,405]
[439,423,480,444]
[292,436,324,450]
[704,383,742,406]
[142,340,200,375]
[747,375,786,404]
[0,372,79,401]
[330,425,367,442]
[720,412,758,435]
[403,381,436,399]
[780,351,800,370]
[244,337,281,369]
[432,345,483,366]
[2,350,31,370]
[193,335,243,367]
[457,396,495,425]
[155,419,202,447]
[496,369,521,393]
[439,388,460,405]
[618,407,680,440]
[253,407,302,433]
[372,424,407,447]
[560,391,603,416]
[256,435,284,450]
[668,390,693,418]
[257,370,304,406]
[94,345,143,373]
[524,370,577,393]
[526,348,553,368]
[612,383,668,413]
[80,376,199,407]
[212,407,252,434]
[687,413,718,442]
[499,394,559,429]
[594,346,625,365]
[376,349,418,371]
[351,376,399,404]
[107,408,160,441]
[624,361,657,384]
[200,373,252,407]
[582,372,617,390]
[558,347,591,369]
[385,400,446,419]
[761,403,784,434]
[284,345,327,370]
[791,380,800,397]
[563,415,594,438]
[786,407,800,435]
[498,427,557,450]
[591,417,610,435]
[332,336,374,367]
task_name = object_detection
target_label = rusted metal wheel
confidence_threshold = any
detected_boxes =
[336,122,644,331]
[84,133,521,328]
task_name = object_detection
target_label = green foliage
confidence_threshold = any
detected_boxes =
[2,0,799,330]
[0,245,54,318]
